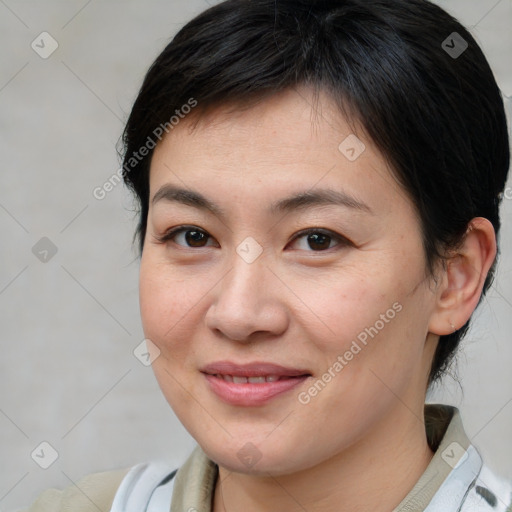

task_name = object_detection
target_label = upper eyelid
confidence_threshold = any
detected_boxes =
[156,225,213,244]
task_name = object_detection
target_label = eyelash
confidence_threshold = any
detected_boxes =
[154,225,352,252]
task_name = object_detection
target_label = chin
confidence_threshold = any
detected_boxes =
[196,436,320,477]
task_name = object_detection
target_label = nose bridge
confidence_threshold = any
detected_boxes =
[220,244,269,317]
[205,242,288,341]
[220,234,269,303]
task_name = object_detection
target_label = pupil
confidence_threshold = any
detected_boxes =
[186,230,206,247]
[308,233,330,250]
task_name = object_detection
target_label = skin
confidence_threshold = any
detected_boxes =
[139,87,496,512]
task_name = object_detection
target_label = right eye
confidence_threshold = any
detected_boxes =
[154,225,218,248]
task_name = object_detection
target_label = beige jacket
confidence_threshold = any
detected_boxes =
[21,468,128,512]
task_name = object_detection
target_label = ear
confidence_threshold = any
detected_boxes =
[428,217,497,335]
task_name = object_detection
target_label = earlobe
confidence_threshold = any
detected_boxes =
[428,217,497,336]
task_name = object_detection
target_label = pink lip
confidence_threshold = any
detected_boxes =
[201,361,311,406]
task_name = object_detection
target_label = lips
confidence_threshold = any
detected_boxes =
[201,361,311,406]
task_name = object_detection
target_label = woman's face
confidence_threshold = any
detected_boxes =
[139,88,440,475]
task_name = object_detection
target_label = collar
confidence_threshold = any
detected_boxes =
[393,404,480,511]
[169,404,481,512]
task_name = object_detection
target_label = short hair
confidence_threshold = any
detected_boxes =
[119,0,510,387]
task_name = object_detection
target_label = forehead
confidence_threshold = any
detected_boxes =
[148,88,409,218]
[154,89,355,165]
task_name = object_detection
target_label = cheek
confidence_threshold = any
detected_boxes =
[139,262,168,338]
[294,261,428,400]
[289,265,402,351]
[139,258,198,352]
[139,261,202,409]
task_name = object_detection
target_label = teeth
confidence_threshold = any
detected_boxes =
[248,376,266,383]
[215,374,282,383]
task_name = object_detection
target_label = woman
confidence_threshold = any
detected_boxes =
[24,0,511,510]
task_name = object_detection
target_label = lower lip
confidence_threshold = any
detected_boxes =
[203,374,309,406]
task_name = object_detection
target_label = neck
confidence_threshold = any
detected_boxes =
[213,404,434,512]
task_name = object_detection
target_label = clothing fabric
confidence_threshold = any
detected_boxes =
[21,404,512,512]
[20,468,128,512]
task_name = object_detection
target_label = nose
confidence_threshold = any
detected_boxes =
[204,251,289,343]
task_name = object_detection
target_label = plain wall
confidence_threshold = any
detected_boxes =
[0,0,511,510]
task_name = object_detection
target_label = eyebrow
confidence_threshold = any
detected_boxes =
[151,185,374,218]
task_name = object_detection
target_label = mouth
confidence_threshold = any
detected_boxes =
[200,361,312,406]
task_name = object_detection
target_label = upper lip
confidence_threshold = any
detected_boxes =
[201,361,311,377]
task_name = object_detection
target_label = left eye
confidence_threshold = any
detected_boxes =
[288,229,348,251]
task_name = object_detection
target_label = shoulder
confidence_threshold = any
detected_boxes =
[21,467,130,512]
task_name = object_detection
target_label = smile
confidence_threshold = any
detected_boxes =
[201,361,311,406]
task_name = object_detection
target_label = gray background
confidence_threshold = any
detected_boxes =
[0,1,511,510]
